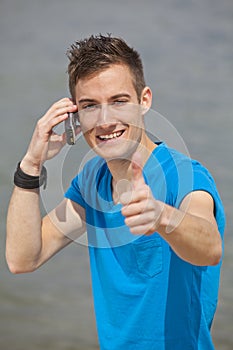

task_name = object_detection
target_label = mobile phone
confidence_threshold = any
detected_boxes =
[65,112,77,145]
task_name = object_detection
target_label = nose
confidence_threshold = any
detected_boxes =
[96,104,111,126]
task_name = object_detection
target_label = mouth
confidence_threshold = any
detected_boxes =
[97,130,125,141]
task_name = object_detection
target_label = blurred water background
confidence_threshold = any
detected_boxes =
[0,0,232,349]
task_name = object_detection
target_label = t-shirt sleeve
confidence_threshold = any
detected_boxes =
[64,172,86,208]
[174,160,225,237]
[64,155,104,210]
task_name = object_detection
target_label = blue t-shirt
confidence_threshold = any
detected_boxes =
[65,142,225,350]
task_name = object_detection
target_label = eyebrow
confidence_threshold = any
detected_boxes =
[78,93,131,105]
[78,98,97,104]
[110,93,131,100]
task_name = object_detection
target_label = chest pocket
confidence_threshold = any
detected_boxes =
[132,236,163,278]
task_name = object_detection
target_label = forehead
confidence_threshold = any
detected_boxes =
[75,64,137,100]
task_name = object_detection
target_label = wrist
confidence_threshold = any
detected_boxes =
[159,203,184,234]
[20,156,43,176]
[14,161,47,190]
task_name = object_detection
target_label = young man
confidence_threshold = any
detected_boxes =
[6,34,225,349]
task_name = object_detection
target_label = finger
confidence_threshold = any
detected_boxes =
[53,97,76,109]
[53,100,77,114]
[42,99,77,122]
[120,187,150,206]
[40,106,78,134]
[121,199,151,217]
[125,209,160,235]
[131,152,145,189]
[124,211,155,228]
[128,223,155,235]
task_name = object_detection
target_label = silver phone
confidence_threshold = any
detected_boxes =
[65,112,77,145]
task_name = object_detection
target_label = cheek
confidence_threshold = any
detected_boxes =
[122,108,144,129]
[130,119,144,132]
[128,120,144,139]
[83,130,93,143]
[79,119,95,134]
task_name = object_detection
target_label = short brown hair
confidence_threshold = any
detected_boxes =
[67,34,146,102]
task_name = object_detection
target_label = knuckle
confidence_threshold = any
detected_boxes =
[141,186,150,198]
[36,118,44,130]
[37,117,48,129]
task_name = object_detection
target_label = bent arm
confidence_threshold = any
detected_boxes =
[122,187,222,266]
[6,185,86,273]
[121,152,223,266]
[6,98,81,273]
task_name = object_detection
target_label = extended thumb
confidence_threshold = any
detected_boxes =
[131,152,145,188]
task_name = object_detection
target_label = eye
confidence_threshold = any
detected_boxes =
[113,100,128,106]
[82,104,98,111]
[84,104,95,109]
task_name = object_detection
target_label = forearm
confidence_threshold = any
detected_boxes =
[6,186,43,273]
[158,204,222,266]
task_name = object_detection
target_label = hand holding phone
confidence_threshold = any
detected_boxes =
[65,112,78,145]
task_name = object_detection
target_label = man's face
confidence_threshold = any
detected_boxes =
[75,64,150,160]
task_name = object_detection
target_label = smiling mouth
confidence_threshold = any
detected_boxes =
[97,130,124,141]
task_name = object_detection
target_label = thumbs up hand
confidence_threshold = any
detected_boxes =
[120,152,164,235]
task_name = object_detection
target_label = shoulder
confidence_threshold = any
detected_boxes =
[161,145,225,234]
[154,143,212,178]
[64,155,108,205]
[147,143,196,185]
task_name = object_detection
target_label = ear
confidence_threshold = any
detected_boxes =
[140,86,152,113]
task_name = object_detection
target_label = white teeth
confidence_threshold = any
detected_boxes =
[99,131,123,140]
